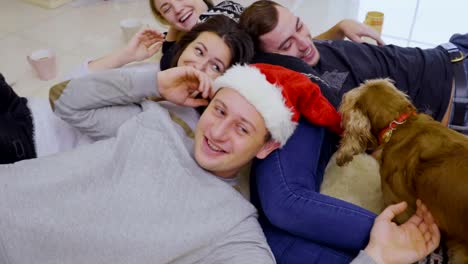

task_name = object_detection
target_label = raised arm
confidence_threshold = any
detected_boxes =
[51,68,160,140]
[252,120,376,251]
[314,19,384,45]
[51,66,212,140]
[66,28,164,80]
[88,28,164,72]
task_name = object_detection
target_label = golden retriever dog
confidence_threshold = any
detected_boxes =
[335,79,468,263]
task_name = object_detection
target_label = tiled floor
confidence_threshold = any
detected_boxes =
[0,0,165,98]
[0,0,359,99]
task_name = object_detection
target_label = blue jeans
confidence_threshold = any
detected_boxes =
[250,119,376,264]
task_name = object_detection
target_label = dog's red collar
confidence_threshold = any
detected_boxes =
[378,111,416,145]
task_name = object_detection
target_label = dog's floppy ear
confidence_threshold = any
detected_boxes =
[335,107,374,166]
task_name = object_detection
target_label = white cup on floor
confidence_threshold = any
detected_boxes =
[27,48,57,81]
[120,18,142,42]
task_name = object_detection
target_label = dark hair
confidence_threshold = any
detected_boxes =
[239,0,281,49]
[149,0,214,26]
[170,15,255,67]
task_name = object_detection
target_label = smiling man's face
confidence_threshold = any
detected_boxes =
[259,5,320,66]
[194,88,277,178]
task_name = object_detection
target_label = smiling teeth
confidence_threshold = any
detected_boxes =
[207,140,223,152]
[180,13,191,23]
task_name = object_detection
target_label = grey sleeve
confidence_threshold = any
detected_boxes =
[349,251,377,264]
[202,216,276,264]
[53,67,161,140]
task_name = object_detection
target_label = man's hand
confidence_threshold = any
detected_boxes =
[338,19,385,45]
[157,66,213,107]
[314,19,384,45]
[124,28,165,62]
[364,200,440,264]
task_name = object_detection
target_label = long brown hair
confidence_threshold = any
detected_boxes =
[171,15,254,68]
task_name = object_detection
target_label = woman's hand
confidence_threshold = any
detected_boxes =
[87,28,165,72]
[157,66,213,107]
[364,200,440,264]
[123,28,165,62]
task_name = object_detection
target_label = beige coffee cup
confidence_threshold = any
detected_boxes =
[27,49,57,81]
[363,11,384,45]
[364,11,384,34]
[120,18,142,42]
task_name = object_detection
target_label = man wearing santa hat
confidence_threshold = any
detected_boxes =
[192,63,439,264]
[209,63,439,264]
[0,64,438,264]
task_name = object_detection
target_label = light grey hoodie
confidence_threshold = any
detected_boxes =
[0,68,275,264]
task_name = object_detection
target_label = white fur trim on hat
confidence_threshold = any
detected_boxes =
[213,64,296,147]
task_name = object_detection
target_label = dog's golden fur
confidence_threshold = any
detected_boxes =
[336,79,468,263]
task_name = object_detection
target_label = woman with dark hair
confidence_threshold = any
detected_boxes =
[71,0,380,76]
[169,13,254,70]
[1,16,254,164]
[71,0,244,77]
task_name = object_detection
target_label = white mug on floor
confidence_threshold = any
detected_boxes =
[27,49,57,81]
[120,18,142,42]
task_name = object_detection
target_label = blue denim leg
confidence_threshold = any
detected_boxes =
[449,33,468,79]
[251,119,376,261]
[262,219,354,264]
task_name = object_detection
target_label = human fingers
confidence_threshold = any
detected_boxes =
[416,200,440,251]
[187,68,212,99]
[347,33,364,43]
[424,229,434,244]
[141,32,163,45]
[361,28,385,45]
[134,28,148,37]
[143,32,165,42]
[427,223,441,251]
[418,221,429,234]
[147,42,163,56]
[144,28,165,38]
[375,36,385,45]
[419,201,431,218]
[199,74,212,99]
[417,200,438,228]
[406,212,423,226]
[127,29,145,46]
[184,97,209,107]
[139,28,164,37]
[377,201,407,222]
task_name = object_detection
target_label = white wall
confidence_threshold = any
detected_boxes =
[217,0,360,36]
[358,0,468,48]
[230,0,466,48]
[292,0,360,36]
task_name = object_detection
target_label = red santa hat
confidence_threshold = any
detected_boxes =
[212,63,342,147]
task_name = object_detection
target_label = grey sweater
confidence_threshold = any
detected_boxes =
[0,68,275,264]
[351,251,377,264]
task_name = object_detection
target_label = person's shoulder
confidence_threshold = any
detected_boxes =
[199,1,244,23]
[215,0,244,8]
[314,39,359,49]
[252,51,314,74]
[251,52,340,107]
